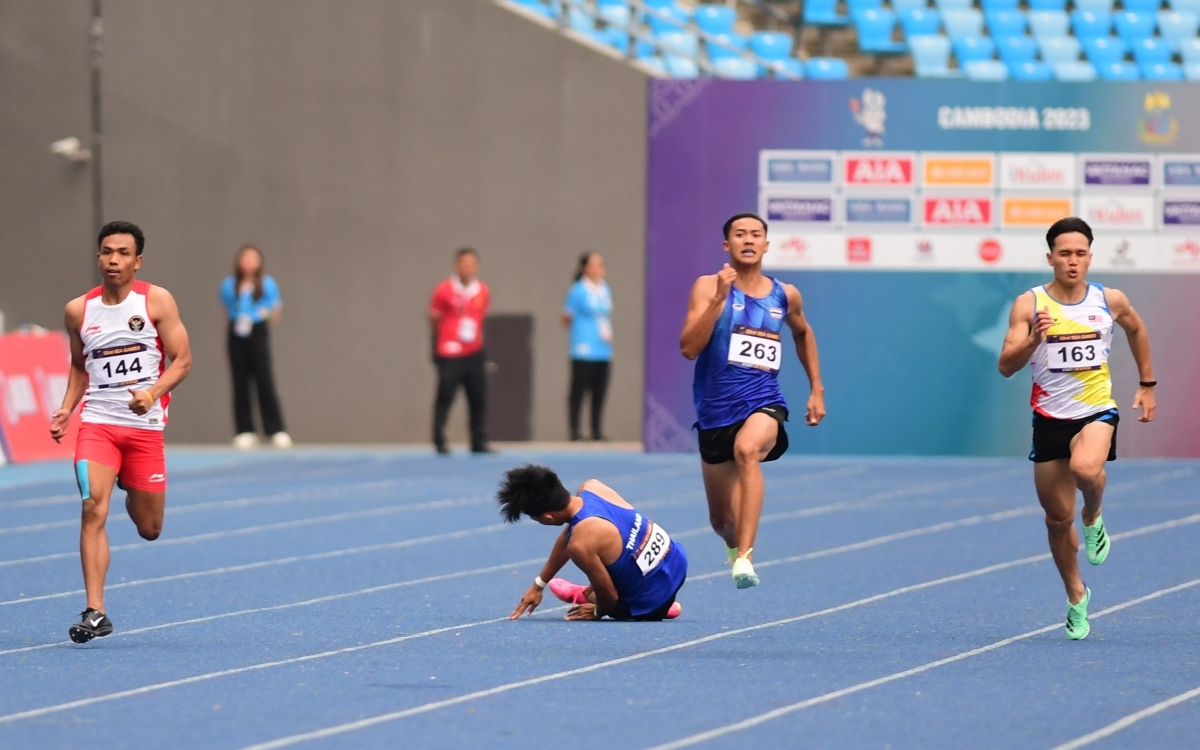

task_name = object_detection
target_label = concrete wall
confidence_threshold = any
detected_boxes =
[1,0,648,444]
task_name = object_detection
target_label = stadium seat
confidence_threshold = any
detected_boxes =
[909,34,954,75]
[892,0,929,14]
[980,0,1020,11]
[1083,36,1129,65]
[1040,35,1082,63]
[1142,61,1185,78]
[903,8,943,36]
[773,58,807,78]
[645,1,690,34]
[1180,36,1200,63]
[1071,11,1113,40]
[1131,36,1173,63]
[1168,0,1200,12]
[943,8,986,37]
[706,33,748,61]
[1097,60,1141,78]
[665,56,700,78]
[1074,0,1114,12]
[1157,11,1200,48]
[596,5,631,52]
[997,35,1039,65]
[567,8,596,36]
[987,11,1028,36]
[1185,61,1200,78]
[694,4,736,35]
[657,31,700,57]
[936,0,974,10]
[750,31,794,60]
[596,0,627,5]
[1122,0,1161,10]
[1027,0,1067,10]
[1114,12,1157,42]
[954,35,997,62]
[965,59,1010,78]
[1029,10,1070,37]
[804,0,851,25]
[1054,60,1098,79]
[856,9,907,53]
[847,0,885,14]
[1009,60,1055,78]
[512,0,560,19]
[713,57,759,78]
[807,56,851,78]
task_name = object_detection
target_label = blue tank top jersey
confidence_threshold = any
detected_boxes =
[567,490,688,616]
[692,277,789,430]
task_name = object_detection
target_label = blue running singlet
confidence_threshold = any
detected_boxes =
[567,490,688,616]
[692,278,789,430]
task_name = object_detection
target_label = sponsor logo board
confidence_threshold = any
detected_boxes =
[1081,155,1153,186]
[922,154,994,187]
[1162,157,1200,187]
[978,239,1002,263]
[845,196,914,224]
[1079,195,1154,230]
[760,151,836,184]
[1001,197,1073,227]
[999,153,1076,190]
[923,196,993,227]
[764,195,834,223]
[847,237,872,263]
[1162,199,1200,226]
[844,153,915,187]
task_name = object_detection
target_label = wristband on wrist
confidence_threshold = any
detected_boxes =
[534,576,547,589]
[1140,380,1157,388]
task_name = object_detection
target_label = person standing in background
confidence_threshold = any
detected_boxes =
[429,247,490,454]
[562,252,612,441]
[220,244,291,450]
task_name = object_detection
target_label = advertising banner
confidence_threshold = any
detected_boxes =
[0,332,77,463]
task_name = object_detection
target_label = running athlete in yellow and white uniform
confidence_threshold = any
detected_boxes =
[998,217,1156,640]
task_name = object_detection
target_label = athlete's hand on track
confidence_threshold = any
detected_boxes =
[1133,386,1156,423]
[509,585,544,619]
[128,389,155,416]
[1032,306,1054,341]
[565,603,599,621]
[805,391,826,426]
[715,263,737,299]
[49,409,71,443]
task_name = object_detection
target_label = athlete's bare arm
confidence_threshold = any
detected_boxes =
[50,297,89,443]
[1106,288,1156,423]
[129,286,192,416]
[575,479,634,509]
[679,265,737,360]
[998,291,1053,378]
[509,527,573,619]
[566,521,621,620]
[783,284,826,426]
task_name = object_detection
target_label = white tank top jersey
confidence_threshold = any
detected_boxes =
[79,280,168,430]
[1028,282,1117,421]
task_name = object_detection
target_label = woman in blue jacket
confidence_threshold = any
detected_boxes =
[562,252,613,441]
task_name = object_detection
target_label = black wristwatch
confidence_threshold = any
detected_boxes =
[1139,380,1157,388]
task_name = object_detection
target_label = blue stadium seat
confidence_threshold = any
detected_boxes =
[987,10,1028,36]
[805,0,851,25]
[1142,61,1185,78]
[567,8,596,36]
[713,57,759,78]
[1157,11,1200,48]
[1027,0,1067,10]
[665,56,700,78]
[596,5,631,52]
[658,31,700,57]
[892,0,929,14]
[596,0,627,5]
[965,59,1010,78]
[954,35,997,62]
[1123,0,1161,9]
[1029,10,1070,37]
[694,4,736,35]
[943,8,986,37]
[903,8,943,36]
[1074,0,1114,12]
[1168,0,1200,12]
[750,31,794,61]
[847,0,884,14]
[1185,61,1200,78]
[1040,35,1082,63]
[645,1,690,34]
[1009,60,1055,78]
[1098,60,1141,78]
[1180,37,1200,63]
[997,35,1039,64]
[1131,36,1173,63]
[1083,36,1129,65]
[980,0,1020,11]
[856,9,907,52]
[909,34,954,75]
[935,0,974,10]
[774,58,807,78]
[1114,12,1157,42]
[706,33,749,61]
[512,0,560,19]
[807,56,851,78]
[1071,11,1113,40]
[1054,60,1098,79]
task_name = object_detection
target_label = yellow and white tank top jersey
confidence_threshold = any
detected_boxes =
[1028,283,1117,421]
[79,281,168,430]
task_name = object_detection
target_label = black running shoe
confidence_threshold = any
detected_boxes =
[69,608,113,643]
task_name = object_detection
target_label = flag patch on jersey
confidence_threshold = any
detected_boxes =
[769,307,784,319]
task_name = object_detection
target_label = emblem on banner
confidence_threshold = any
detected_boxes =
[849,89,886,148]
[1138,91,1178,145]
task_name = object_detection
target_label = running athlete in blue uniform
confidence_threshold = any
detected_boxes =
[680,213,826,589]
[500,465,687,621]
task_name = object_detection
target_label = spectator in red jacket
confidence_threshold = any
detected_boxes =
[429,248,490,454]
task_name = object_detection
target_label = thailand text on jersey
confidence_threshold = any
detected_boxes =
[692,278,789,430]
[79,281,168,430]
[1029,283,1117,420]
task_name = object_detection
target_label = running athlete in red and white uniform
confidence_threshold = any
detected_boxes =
[50,221,193,644]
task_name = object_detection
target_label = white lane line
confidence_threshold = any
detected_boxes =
[5,510,1198,731]
[1049,685,1200,750]
[648,578,1200,750]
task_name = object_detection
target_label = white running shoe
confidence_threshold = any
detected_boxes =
[271,432,294,449]
[232,432,259,450]
[732,550,759,589]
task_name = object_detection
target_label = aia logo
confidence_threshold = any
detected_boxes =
[845,157,913,186]
[925,197,992,226]
[847,237,872,263]
[978,239,1002,263]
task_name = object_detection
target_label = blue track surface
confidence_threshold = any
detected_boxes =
[1,449,1198,749]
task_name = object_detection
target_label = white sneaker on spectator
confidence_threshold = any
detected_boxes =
[271,432,294,449]
[232,432,259,450]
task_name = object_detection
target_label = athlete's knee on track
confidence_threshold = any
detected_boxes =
[1044,514,1074,537]
[708,509,734,537]
[1069,458,1104,488]
[732,439,763,466]
[80,495,109,527]
[135,519,162,541]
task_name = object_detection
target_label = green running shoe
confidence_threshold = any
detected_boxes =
[732,549,759,589]
[1066,587,1091,640]
[726,546,738,565]
[1084,515,1110,565]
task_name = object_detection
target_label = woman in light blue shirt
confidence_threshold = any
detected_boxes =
[562,252,613,441]
[220,244,290,449]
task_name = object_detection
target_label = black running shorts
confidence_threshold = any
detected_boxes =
[697,405,789,465]
[1029,408,1119,463]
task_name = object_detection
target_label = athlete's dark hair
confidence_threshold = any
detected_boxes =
[497,464,571,523]
[456,247,478,260]
[574,251,597,282]
[723,212,768,240]
[1045,217,1093,251]
[98,221,145,255]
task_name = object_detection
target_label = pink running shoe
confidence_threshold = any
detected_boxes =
[666,602,682,619]
[548,578,589,605]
